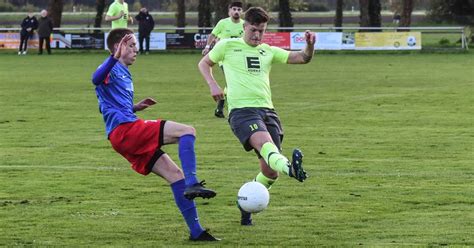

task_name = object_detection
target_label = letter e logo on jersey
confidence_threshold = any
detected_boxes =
[246,57,261,73]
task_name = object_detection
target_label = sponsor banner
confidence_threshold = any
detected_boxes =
[0,32,71,49]
[166,33,193,49]
[341,32,355,50]
[262,32,290,49]
[51,33,71,48]
[104,32,166,50]
[149,32,166,50]
[315,32,343,50]
[193,33,209,49]
[166,32,209,49]
[290,32,308,50]
[0,32,39,49]
[355,32,421,50]
[71,33,104,49]
[291,32,346,50]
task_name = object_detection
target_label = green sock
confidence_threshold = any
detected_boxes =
[255,172,277,189]
[260,142,290,175]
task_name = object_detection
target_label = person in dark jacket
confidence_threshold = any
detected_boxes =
[18,11,38,55]
[37,9,53,55]
[135,8,154,54]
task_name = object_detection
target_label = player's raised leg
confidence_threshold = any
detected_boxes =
[256,158,279,189]
[249,131,307,182]
[162,121,216,200]
[151,154,220,241]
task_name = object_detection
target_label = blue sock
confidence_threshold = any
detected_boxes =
[171,179,205,239]
[178,134,199,186]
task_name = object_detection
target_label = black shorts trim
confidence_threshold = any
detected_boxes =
[159,120,167,146]
[146,119,167,173]
[146,149,165,173]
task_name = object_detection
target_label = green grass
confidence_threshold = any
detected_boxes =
[0,52,472,246]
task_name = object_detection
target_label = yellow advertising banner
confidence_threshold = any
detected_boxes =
[355,32,421,50]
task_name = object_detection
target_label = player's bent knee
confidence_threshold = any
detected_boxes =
[152,154,185,183]
[181,125,196,137]
[173,167,184,179]
[165,167,184,183]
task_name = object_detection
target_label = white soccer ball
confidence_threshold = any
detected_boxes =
[237,181,270,213]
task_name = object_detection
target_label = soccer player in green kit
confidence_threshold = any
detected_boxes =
[105,0,133,29]
[198,7,315,225]
[202,1,244,118]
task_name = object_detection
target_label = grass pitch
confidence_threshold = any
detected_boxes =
[0,51,472,246]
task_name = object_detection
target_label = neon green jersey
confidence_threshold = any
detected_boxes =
[209,38,290,112]
[106,0,129,29]
[211,17,244,39]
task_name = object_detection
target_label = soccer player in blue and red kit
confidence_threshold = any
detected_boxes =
[91,28,219,241]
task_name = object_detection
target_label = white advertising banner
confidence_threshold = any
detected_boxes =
[104,32,166,50]
[149,32,166,50]
[290,32,347,50]
[290,32,309,50]
[315,32,343,50]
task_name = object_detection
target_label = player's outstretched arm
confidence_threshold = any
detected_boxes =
[198,55,224,102]
[287,30,316,64]
[133,97,157,112]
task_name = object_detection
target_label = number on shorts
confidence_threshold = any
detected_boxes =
[249,123,258,131]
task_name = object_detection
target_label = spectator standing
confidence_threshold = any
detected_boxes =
[18,11,38,55]
[37,9,53,55]
[135,8,155,54]
[393,13,401,24]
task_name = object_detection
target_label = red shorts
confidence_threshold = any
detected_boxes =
[109,119,166,175]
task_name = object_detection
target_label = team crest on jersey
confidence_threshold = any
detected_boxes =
[258,49,267,56]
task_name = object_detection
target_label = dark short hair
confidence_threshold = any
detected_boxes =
[107,28,134,53]
[229,1,243,8]
[244,7,269,25]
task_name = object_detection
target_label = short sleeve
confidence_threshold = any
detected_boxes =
[211,20,223,37]
[208,40,226,64]
[106,3,118,16]
[271,46,290,64]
